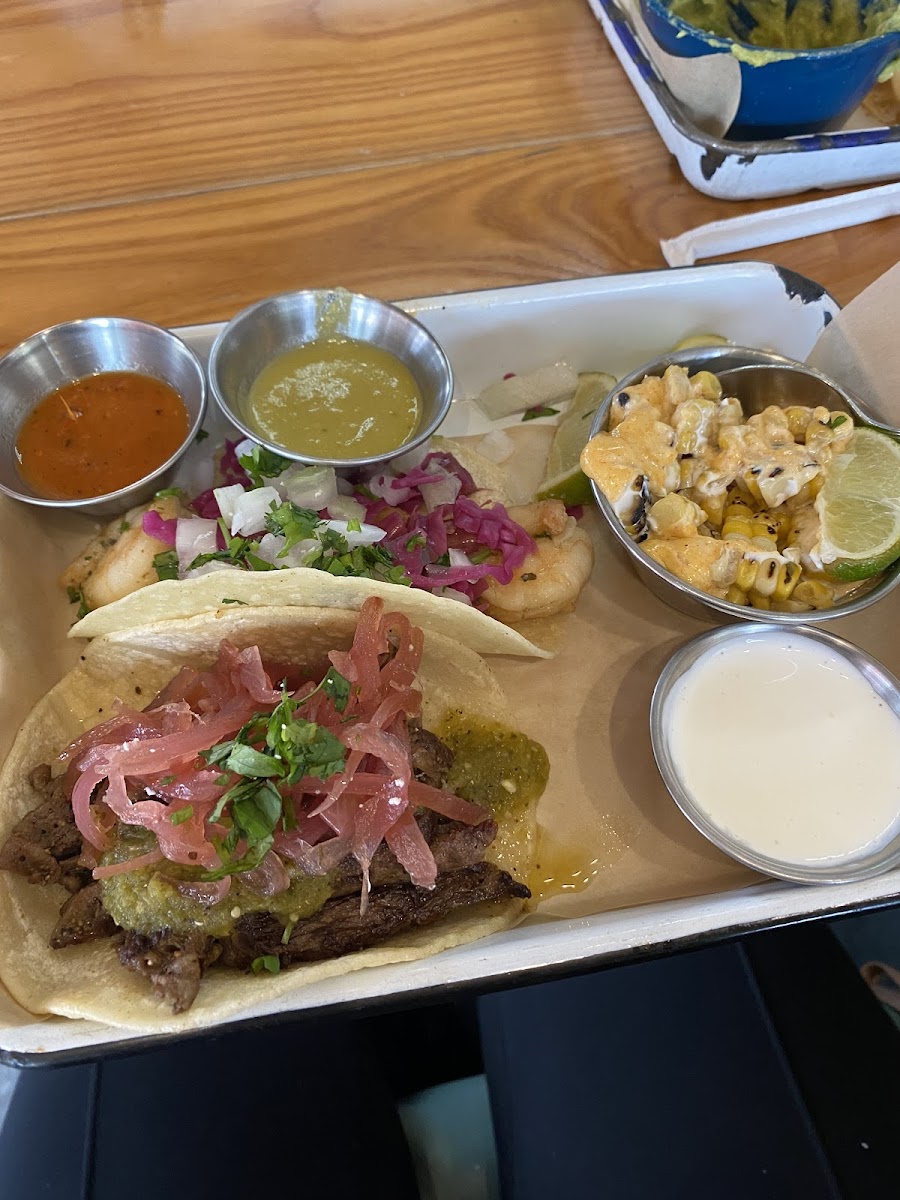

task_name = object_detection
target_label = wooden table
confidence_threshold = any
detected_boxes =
[0,0,895,348]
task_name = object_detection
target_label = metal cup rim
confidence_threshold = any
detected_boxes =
[0,316,207,511]
[207,288,454,469]
[586,344,900,625]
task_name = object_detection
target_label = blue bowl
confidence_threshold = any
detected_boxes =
[639,0,900,139]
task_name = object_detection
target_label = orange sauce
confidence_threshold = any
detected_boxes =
[16,371,189,500]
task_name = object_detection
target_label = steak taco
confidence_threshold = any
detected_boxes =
[0,598,546,1031]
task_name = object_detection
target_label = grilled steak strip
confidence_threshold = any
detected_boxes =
[0,766,82,886]
[409,724,455,788]
[329,817,498,899]
[118,930,222,1015]
[51,881,118,948]
[223,862,530,971]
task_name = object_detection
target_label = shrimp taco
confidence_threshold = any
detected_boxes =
[0,598,547,1031]
[63,439,592,656]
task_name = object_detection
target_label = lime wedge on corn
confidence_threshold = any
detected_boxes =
[536,372,616,505]
[817,427,900,581]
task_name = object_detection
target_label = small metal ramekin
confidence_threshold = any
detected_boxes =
[651,622,900,884]
[208,288,454,469]
[0,317,207,519]
[586,345,900,624]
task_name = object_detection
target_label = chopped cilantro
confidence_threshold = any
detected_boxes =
[197,687,348,880]
[827,414,848,429]
[239,445,293,488]
[346,517,362,533]
[251,955,281,975]
[281,922,295,945]
[118,520,131,533]
[169,805,193,826]
[406,533,426,551]
[225,744,283,778]
[66,586,92,620]
[221,597,248,605]
[157,775,176,786]
[265,501,320,555]
[195,428,209,443]
[321,666,351,713]
[154,486,184,499]
[470,548,492,564]
[153,550,180,581]
[522,405,560,421]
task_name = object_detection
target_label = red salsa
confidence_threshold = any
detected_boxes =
[16,371,188,500]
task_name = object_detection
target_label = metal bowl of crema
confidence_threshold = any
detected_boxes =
[0,317,207,519]
[208,288,454,470]
[585,344,900,624]
[651,622,900,884]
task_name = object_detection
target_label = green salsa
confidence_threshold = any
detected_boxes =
[436,711,549,881]
[101,827,332,939]
[245,337,422,459]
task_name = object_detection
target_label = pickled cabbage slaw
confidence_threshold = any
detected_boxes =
[135,437,537,611]
[67,597,488,907]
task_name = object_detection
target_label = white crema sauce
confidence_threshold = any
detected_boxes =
[665,634,900,865]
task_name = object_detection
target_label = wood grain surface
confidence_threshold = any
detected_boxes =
[0,0,895,345]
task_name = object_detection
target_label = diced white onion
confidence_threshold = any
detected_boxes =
[477,428,515,464]
[281,466,339,511]
[255,533,288,565]
[231,486,281,536]
[184,560,233,580]
[335,475,355,496]
[390,440,432,474]
[234,437,258,462]
[421,469,461,512]
[176,517,219,575]
[322,519,387,548]
[213,484,246,525]
[325,495,366,523]
[448,548,473,567]
[434,586,473,605]
[368,473,412,504]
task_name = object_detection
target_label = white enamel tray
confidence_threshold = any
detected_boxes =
[6,263,899,1065]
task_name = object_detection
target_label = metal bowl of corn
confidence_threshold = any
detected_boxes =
[583,345,900,624]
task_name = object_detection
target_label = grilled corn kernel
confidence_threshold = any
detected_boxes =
[736,558,758,592]
[772,598,813,613]
[688,370,723,403]
[773,561,802,602]
[783,405,813,440]
[793,579,835,610]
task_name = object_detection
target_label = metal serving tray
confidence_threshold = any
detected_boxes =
[5,262,900,1066]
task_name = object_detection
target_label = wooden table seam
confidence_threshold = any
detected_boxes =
[0,125,653,227]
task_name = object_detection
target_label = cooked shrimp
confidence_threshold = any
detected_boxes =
[60,495,183,610]
[482,500,593,623]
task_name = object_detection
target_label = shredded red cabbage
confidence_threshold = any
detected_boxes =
[141,510,177,546]
[174,445,538,608]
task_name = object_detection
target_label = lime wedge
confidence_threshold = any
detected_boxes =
[817,426,900,581]
[536,372,616,504]
[672,333,729,351]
